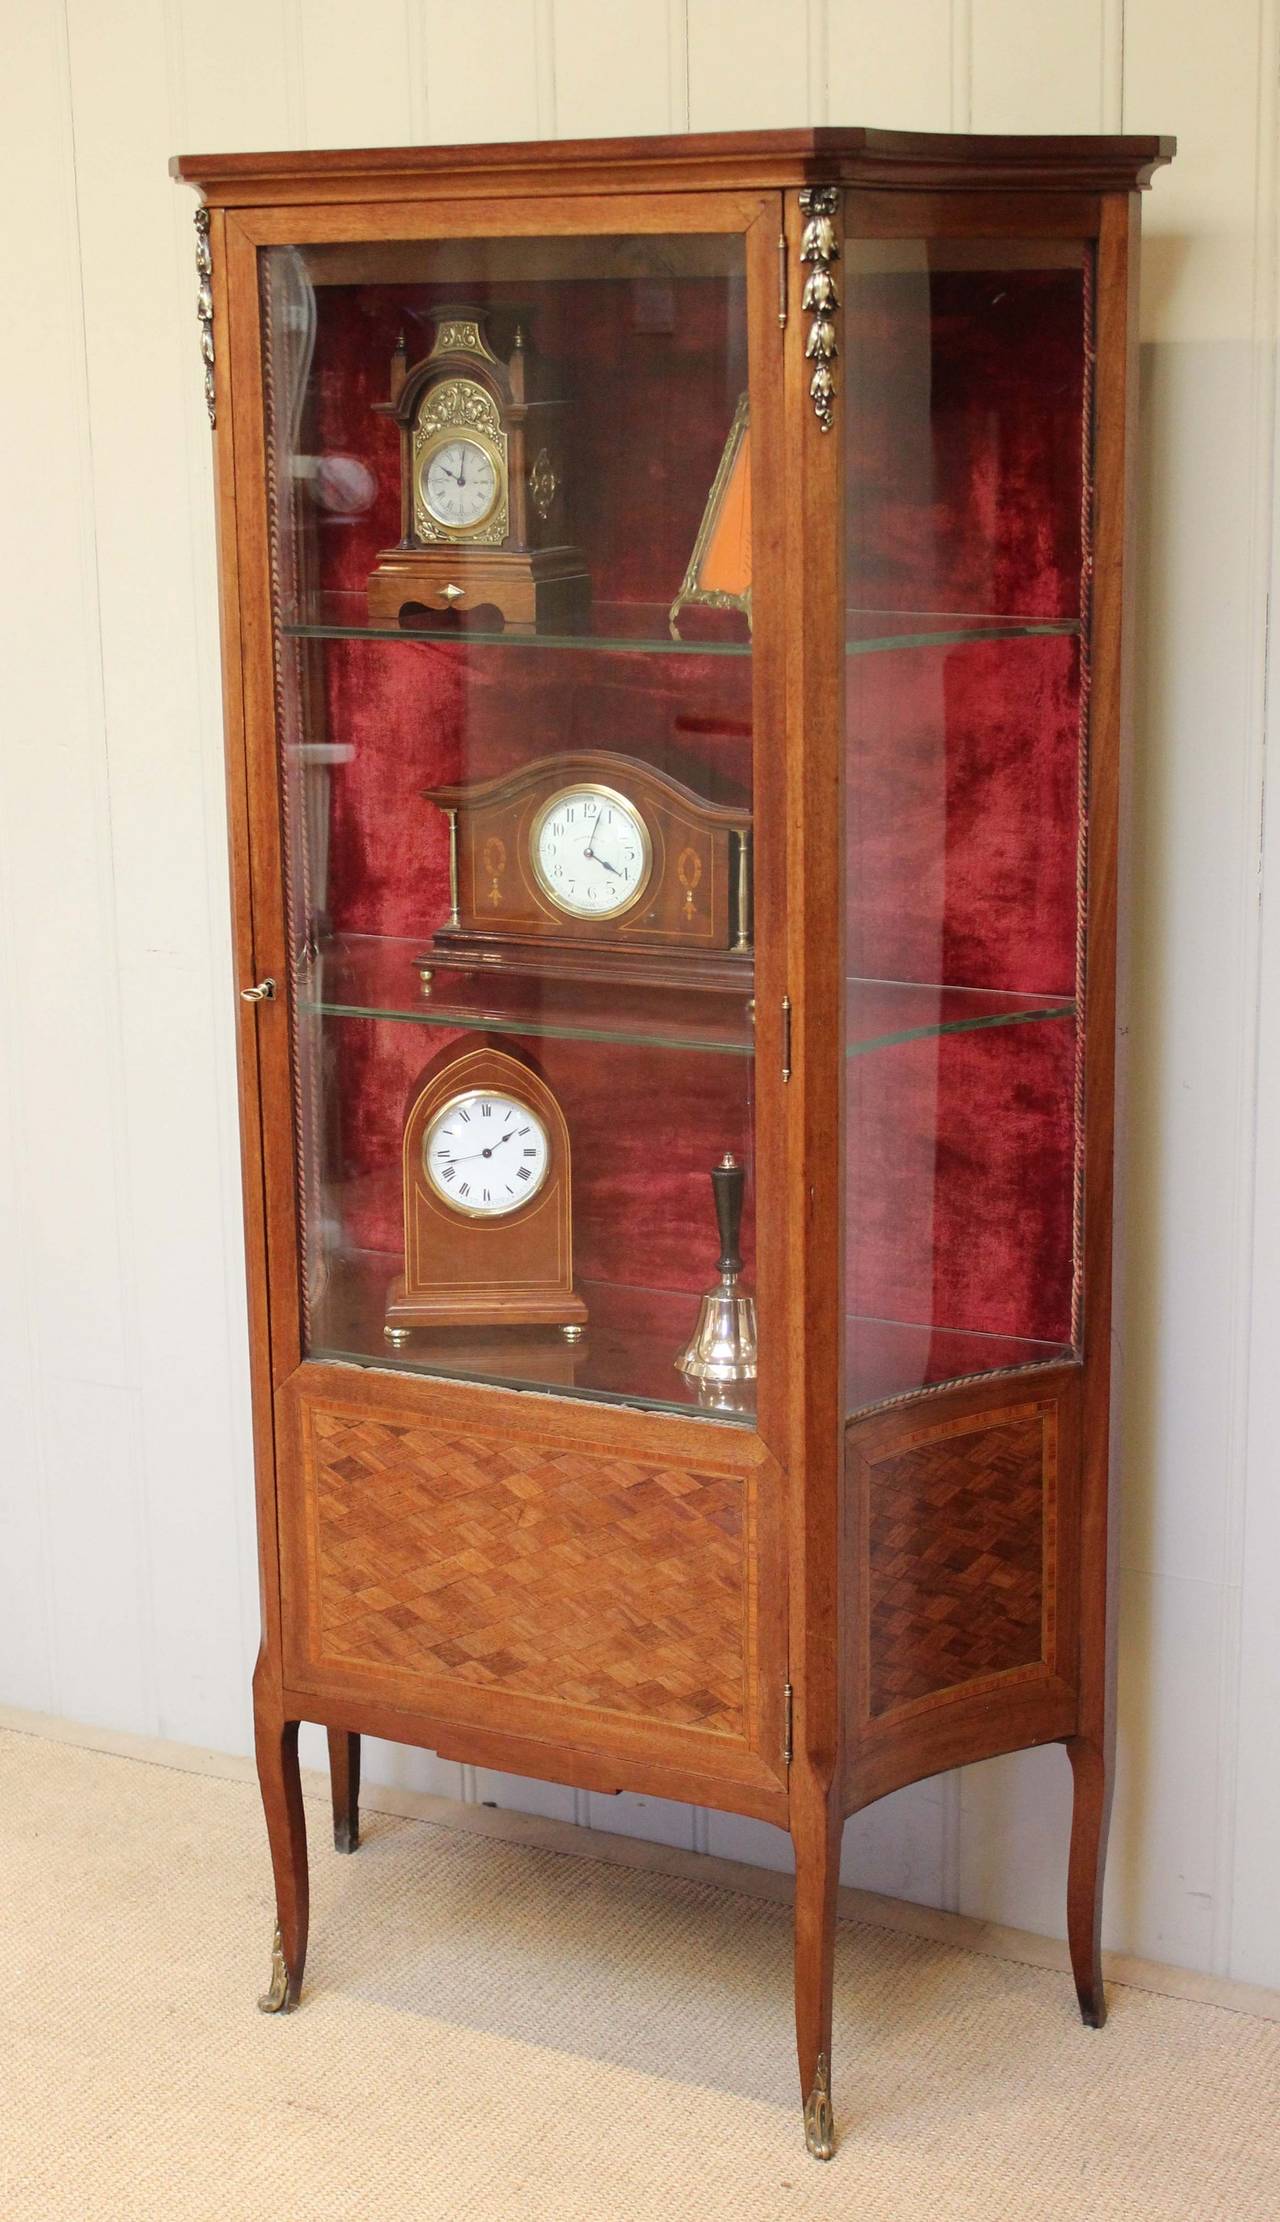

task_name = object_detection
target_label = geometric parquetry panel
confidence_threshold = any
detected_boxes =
[866,1406,1052,1717]
[305,1409,748,1736]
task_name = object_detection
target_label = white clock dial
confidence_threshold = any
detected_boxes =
[422,1090,550,1218]
[531,785,652,921]
[420,437,499,531]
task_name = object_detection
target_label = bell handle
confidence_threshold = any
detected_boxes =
[710,1155,745,1278]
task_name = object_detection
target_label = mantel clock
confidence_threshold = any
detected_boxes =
[177,121,1173,2163]
[422,749,753,991]
[384,1036,587,1342]
[367,304,589,631]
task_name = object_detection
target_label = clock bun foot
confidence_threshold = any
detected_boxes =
[384,1325,412,1348]
[562,1323,585,1343]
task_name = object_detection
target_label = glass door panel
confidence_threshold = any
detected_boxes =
[264,227,759,1421]
[842,235,1090,1418]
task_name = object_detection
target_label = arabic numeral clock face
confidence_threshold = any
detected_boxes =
[420,435,500,533]
[531,785,653,920]
[423,1090,550,1218]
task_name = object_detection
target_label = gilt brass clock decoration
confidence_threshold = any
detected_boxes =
[384,1036,587,1341]
[367,305,589,632]
[419,750,753,992]
[669,394,751,640]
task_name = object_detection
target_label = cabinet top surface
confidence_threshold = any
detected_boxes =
[171,124,1174,202]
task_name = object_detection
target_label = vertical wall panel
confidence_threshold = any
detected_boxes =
[552,0,680,138]
[1233,168,1280,1976]
[0,3,130,1396]
[970,0,1105,132]
[40,1380,151,1732]
[299,0,416,147]
[827,0,953,131]
[173,0,300,151]
[687,0,811,130]
[958,1747,1071,1944]
[420,0,543,141]
[1117,0,1269,1976]
[64,0,261,1753]
[1108,1571,1226,1968]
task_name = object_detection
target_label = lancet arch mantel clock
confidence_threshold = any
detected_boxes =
[174,124,1172,2157]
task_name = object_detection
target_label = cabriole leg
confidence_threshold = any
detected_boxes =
[327,1727,361,1853]
[254,1711,309,2012]
[793,1791,840,2160]
[1066,1734,1111,2028]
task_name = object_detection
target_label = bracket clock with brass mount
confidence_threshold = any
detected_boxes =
[366,305,589,633]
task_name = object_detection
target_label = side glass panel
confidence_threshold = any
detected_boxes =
[842,237,1089,1417]
[264,232,757,1421]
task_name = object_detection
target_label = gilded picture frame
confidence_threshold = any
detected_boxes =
[668,393,752,640]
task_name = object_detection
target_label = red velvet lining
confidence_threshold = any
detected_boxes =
[320,640,752,944]
[847,1017,1076,1344]
[846,632,1081,998]
[321,1018,754,1297]
[846,264,1085,618]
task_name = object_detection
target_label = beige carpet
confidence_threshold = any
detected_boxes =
[3,1725,1279,2221]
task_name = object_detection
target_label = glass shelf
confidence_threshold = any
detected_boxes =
[282,590,1078,661]
[284,593,749,655]
[298,936,1076,1058]
[310,1251,1074,1424]
[845,1315,1075,1417]
[300,936,754,1053]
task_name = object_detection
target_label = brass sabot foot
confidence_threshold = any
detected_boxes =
[803,2053,834,2161]
[257,1923,295,2014]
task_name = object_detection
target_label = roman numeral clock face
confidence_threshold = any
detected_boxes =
[422,1089,551,1218]
[419,436,500,532]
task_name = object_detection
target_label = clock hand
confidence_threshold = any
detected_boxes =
[445,1130,520,1164]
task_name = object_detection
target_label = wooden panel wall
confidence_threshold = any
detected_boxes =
[1,0,1277,1984]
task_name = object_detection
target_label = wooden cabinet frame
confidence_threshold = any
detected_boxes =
[175,126,1172,2157]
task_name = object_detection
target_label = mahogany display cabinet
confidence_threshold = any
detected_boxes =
[174,124,1172,2157]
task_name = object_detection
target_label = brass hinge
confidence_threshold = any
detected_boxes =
[781,994,792,1082]
[777,232,788,328]
[783,1681,794,1766]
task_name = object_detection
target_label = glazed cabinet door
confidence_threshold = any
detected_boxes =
[220,191,791,1814]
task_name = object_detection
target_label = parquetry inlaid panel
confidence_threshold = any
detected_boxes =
[865,1403,1053,1717]
[302,1407,749,1736]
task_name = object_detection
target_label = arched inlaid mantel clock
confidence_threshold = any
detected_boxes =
[174,122,1173,2160]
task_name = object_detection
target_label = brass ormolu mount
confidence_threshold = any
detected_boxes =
[803,2051,835,2160]
[677,1153,757,1386]
[257,1923,296,2014]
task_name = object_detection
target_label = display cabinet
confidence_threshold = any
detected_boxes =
[174,124,1172,2156]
